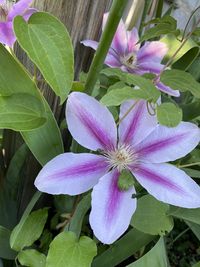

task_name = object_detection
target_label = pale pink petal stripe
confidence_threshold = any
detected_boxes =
[66,92,117,151]
[131,163,200,208]
[90,169,136,244]
[135,122,200,163]
[119,100,157,146]
[34,153,108,195]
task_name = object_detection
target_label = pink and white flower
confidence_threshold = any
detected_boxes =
[0,0,36,47]
[35,92,200,244]
[82,13,180,97]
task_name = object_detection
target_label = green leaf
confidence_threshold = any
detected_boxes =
[182,168,200,178]
[140,16,179,42]
[172,47,200,71]
[161,69,200,98]
[46,232,97,267]
[92,228,155,267]
[0,44,64,165]
[101,68,160,102]
[67,194,91,237]
[10,208,48,251]
[0,144,28,229]
[185,221,200,241]
[156,102,182,127]
[161,34,198,64]
[193,262,200,267]
[169,206,200,225]
[14,12,74,103]
[101,87,153,106]
[18,249,46,267]
[131,195,174,235]
[0,93,46,131]
[127,238,168,267]
[0,226,16,260]
[181,101,200,121]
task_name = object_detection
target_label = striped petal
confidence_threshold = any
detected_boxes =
[66,92,117,151]
[138,62,164,75]
[0,21,15,47]
[137,41,168,63]
[7,0,33,21]
[119,100,157,146]
[90,169,136,244]
[132,163,200,208]
[34,153,108,195]
[156,81,180,97]
[135,122,200,163]
[127,27,140,53]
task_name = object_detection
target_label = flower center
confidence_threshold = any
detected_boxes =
[104,144,137,172]
[120,53,137,70]
[0,1,15,21]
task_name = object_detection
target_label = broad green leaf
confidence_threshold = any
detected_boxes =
[18,249,46,267]
[67,194,91,237]
[0,44,64,165]
[188,57,200,81]
[0,94,46,131]
[101,68,160,104]
[172,47,200,71]
[193,262,200,267]
[46,232,97,267]
[161,69,200,98]
[10,208,48,251]
[169,206,200,225]
[14,12,74,103]
[127,238,168,267]
[0,226,16,260]
[131,195,173,235]
[181,101,200,121]
[71,81,85,92]
[182,168,200,178]
[0,144,28,229]
[92,228,155,267]
[185,221,200,241]
[101,87,153,106]
[156,102,182,127]
[140,16,179,42]
[161,34,198,64]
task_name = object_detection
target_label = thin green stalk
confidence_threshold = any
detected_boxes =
[178,162,200,168]
[155,0,163,18]
[85,0,129,95]
[19,191,42,223]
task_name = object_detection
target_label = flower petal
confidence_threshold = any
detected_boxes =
[131,163,200,208]
[34,153,108,195]
[119,100,157,146]
[81,40,99,50]
[137,41,168,63]
[7,0,33,21]
[90,169,136,244]
[66,92,117,151]
[138,62,164,74]
[156,81,180,97]
[127,28,140,53]
[135,122,200,163]
[22,7,37,21]
[0,22,15,47]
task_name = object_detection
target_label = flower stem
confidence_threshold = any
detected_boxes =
[116,100,138,126]
[178,162,200,168]
[85,0,128,95]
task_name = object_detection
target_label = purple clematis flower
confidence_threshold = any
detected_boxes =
[82,13,180,97]
[0,0,36,47]
[35,92,200,244]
